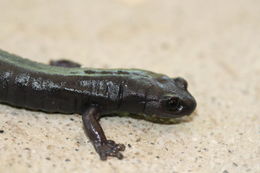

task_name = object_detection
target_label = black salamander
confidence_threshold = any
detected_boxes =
[0,49,196,160]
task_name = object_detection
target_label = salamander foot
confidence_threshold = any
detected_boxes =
[95,140,125,160]
[82,106,126,160]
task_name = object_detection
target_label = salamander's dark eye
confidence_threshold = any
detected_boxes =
[174,77,188,90]
[166,97,181,111]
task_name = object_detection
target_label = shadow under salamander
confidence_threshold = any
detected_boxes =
[103,111,198,125]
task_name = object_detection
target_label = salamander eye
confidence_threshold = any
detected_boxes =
[174,77,188,90]
[166,97,181,111]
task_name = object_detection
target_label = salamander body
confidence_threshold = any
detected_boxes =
[0,49,196,160]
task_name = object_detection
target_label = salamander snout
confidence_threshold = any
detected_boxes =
[179,95,197,115]
[172,77,196,115]
[160,94,196,117]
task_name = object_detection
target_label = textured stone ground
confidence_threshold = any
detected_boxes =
[0,0,259,172]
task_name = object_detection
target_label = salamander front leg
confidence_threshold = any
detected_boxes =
[49,59,81,68]
[82,106,125,160]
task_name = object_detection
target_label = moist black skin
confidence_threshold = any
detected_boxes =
[0,49,197,160]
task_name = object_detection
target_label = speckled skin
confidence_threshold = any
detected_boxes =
[0,49,196,160]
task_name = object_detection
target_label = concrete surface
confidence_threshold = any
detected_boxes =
[0,0,259,172]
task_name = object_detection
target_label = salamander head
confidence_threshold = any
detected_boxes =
[145,77,197,118]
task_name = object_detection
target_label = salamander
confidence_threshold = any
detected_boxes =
[0,49,197,160]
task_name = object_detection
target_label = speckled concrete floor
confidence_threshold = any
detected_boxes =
[0,0,259,172]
